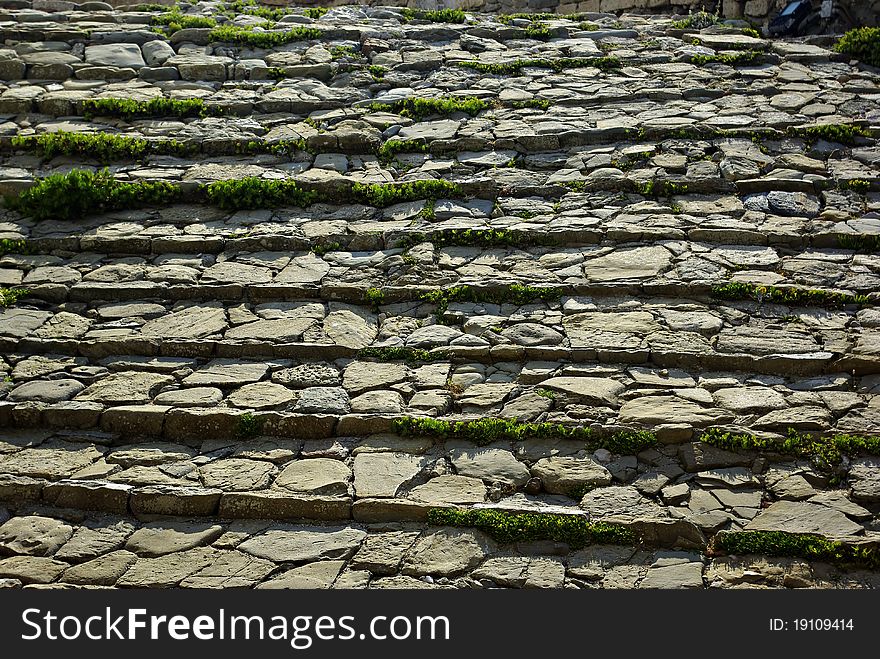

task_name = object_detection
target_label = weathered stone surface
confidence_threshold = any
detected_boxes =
[353,452,429,498]
[746,501,863,537]
[257,560,345,589]
[0,516,73,557]
[125,521,224,557]
[402,528,493,576]
[449,446,530,487]
[239,526,366,562]
[532,457,612,495]
[276,458,350,495]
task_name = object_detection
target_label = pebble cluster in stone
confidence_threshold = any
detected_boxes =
[0,1,879,589]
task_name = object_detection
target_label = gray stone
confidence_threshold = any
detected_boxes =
[0,516,73,557]
[402,528,493,576]
[125,522,224,557]
[239,526,366,562]
[746,501,863,537]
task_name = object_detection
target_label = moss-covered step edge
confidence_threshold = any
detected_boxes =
[711,530,880,570]
[4,169,876,224]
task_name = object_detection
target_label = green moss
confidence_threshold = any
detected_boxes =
[701,427,880,471]
[509,99,551,110]
[236,412,262,439]
[392,416,657,453]
[364,287,385,307]
[205,177,318,211]
[0,239,29,257]
[421,283,563,319]
[351,180,462,207]
[310,241,341,256]
[427,508,637,548]
[367,96,488,121]
[786,124,870,146]
[303,7,329,19]
[834,27,880,68]
[716,531,880,569]
[377,139,427,161]
[839,179,871,194]
[691,50,763,66]
[671,10,720,30]
[81,97,208,120]
[636,180,689,197]
[151,10,216,34]
[0,287,27,307]
[535,388,556,399]
[711,282,870,308]
[356,346,449,363]
[741,27,761,38]
[209,24,322,47]
[837,234,880,252]
[11,131,191,160]
[522,22,552,39]
[401,8,467,23]
[396,228,553,250]
[7,169,181,221]
[579,22,600,31]
[455,56,620,76]
[367,65,387,82]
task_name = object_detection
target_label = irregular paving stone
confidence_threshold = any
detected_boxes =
[62,549,139,586]
[746,501,863,537]
[116,548,219,588]
[199,459,276,491]
[77,372,173,405]
[0,516,73,557]
[125,521,224,557]
[238,526,366,562]
[257,560,345,589]
[180,551,276,588]
[275,458,350,495]
[580,486,667,519]
[531,457,612,495]
[54,520,135,562]
[402,528,493,577]
[408,475,487,504]
[449,446,531,488]
[540,377,624,405]
[353,453,430,498]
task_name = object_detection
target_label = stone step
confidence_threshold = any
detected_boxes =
[2,505,876,589]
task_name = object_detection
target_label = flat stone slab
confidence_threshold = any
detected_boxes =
[746,501,864,537]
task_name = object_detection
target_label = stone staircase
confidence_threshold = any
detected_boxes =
[0,1,879,589]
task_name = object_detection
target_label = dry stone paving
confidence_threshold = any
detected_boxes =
[0,1,879,588]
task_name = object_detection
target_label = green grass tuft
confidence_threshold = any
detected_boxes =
[711,282,870,308]
[208,24,322,47]
[837,234,880,252]
[401,8,467,23]
[356,346,449,363]
[367,96,488,121]
[0,288,28,307]
[716,531,880,569]
[0,239,29,257]
[82,97,208,120]
[205,177,318,211]
[455,56,620,76]
[236,412,263,439]
[786,124,870,146]
[691,50,763,66]
[427,508,637,548]
[351,180,461,207]
[7,169,181,221]
[834,27,880,68]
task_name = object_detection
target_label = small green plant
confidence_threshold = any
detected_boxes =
[786,124,870,145]
[834,27,880,68]
[364,287,385,307]
[691,50,763,66]
[710,282,870,308]
[82,97,208,120]
[356,346,449,363]
[205,177,318,210]
[421,284,564,319]
[839,179,871,193]
[741,27,761,38]
[151,10,216,34]
[427,508,637,548]
[671,10,720,30]
[522,22,552,39]
[303,7,329,19]
[509,99,551,110]
[535,388,556,400]
[208,24,322,47]
[579,22,600,31]
[12,131,190,160]
[392,417,657,453]
[7,169,181,221]
[637,180,689,197]
[0,288,27,307]
[377,139,428,161]
[0,239,29,257]
[837,234,880,252]
[396,228,552,250]
[368,65,387,82]
[401,8,467,23]
[236,412,263,439]
[330,45,360,60]
[351,180,462,207]
[715,531,880,569]
[701,427,880,472]
[311,241,341,256]
[367,96,488,120]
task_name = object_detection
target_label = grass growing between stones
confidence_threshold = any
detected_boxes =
[401,8,467,23]
[427,508,637,548]
[701,427,880,470]
[690,50,764,66]
[351,181,462,207]
[671,11,720,30]
[838,179,872,194]
[0,288,27,307]
[236,412,262,439]
[834,27,880,69]
[455,56,621,76]
[838,234,880,252]
[151,10,216,33]
[11,131,190,160]
[395,229,555,250]
[421,284,563,319]
[711,282,870,307]
[208,24,322,47]
[7,169,181,221]
[393,417,658,453]
[82,97,210,120]
[715,531,880,569]
[367,96,488,120]
[786,124,870,146]
[205,177,318,210]
[356,347,449,363]
[377,139,428,162]
[0,239,29,257]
